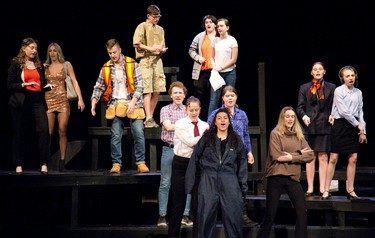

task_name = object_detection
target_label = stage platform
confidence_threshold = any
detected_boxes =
[2,224,375,238]
[1,168,375,238]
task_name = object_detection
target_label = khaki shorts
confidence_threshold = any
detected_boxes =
[139,56,166,94]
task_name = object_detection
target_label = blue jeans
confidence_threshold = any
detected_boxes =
[208,68,237,117]
[110,116,145,165]
[158,146,191,216]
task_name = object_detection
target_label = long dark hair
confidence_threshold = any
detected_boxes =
[204,108,241,148]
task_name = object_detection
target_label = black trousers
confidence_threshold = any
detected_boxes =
[191,175,200,238]
[257,176,307,238]
[193,70,211,121]
[168,155,190,237]
[11,92,50,167]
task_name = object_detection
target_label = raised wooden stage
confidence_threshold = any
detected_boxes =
[1,167,375,238]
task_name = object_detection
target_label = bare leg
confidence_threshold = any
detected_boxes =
[318,152,329,194]
[47,112,56,138]
[143,93,152,118]
[305,152,316,193]
[323,152,339,198]
[149,92,160,117]
[57,112,69,161]
[346,153,358,196]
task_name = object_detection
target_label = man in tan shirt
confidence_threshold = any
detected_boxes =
[133,4,168,128]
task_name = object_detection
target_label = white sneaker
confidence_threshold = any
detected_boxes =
[144,118,159,128]
[157,215,167,227]
[181,215,193,226]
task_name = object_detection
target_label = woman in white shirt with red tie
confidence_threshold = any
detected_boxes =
[168,96,209,238]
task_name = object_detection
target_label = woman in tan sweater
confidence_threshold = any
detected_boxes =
[257,106,314,238]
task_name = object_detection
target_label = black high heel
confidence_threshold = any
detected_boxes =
[59,159,66,172]
[305,191,313,197]
[321,190,331,200]
[346,190,361,200]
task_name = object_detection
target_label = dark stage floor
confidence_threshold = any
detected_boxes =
[1,168,375,238]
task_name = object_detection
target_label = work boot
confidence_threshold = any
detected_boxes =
[137,163,150,173]
[110,164,121,174]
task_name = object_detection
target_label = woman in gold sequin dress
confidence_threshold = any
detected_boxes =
[44,43,85,171]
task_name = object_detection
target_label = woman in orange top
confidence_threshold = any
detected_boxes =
[188,14,217,121]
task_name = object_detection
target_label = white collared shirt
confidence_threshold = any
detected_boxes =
[173,116,209,158]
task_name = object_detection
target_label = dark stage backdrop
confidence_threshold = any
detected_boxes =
[1,0,373,169]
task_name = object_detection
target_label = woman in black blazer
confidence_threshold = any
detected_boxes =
[296,62,336,198]
[7,37,54,174]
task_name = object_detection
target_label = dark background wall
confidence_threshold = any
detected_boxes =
[1,0,374,168]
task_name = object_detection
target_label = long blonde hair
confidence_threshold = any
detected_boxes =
[276,106,305,141]
[45,42,66,64]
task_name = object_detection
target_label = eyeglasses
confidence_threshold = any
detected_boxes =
[150,14,162,19]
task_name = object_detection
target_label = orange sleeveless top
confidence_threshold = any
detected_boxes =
[24,69,41,92]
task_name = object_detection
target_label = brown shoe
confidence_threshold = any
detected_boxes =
[137,163,150,173]
[110,164,121,174]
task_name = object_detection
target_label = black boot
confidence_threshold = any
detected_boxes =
[59,159,66,172]
[243,197,258,227]
[243,213,258,227]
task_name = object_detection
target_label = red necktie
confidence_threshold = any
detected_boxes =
[192,121,200,137]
